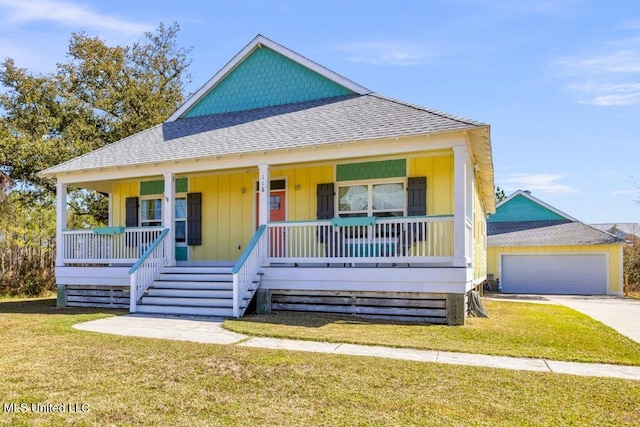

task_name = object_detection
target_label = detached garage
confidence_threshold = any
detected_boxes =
[487,191,623,295]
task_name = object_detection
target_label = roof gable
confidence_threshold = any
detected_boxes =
[170,35,370,120]
[488,191,575,223]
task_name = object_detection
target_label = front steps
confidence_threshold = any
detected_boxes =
[135,266,259,317]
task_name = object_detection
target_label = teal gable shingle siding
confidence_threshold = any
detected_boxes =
[184,46,355,117]
[488,194,566,223]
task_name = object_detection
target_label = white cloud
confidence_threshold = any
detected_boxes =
[573,81,640,106]
[0,0,152,36]
[554,38,640,106]
[611,189,638,196]
[557,50,640,75]
[500,173,579,194]
[335,41,435,66]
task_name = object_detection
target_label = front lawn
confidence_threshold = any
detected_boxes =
[224,299,640,365]
[1,297,639,426]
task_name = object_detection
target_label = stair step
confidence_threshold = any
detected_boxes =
[156,273,232,282]
[135,305,233,317]
[146,289,234,298]
[161,267,233,274]
[151,281,234,290]
[140,296,240,307]
[135,265,261,318]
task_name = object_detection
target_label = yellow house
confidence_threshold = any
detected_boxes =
[40,35,495,325]
[487,190,623,295]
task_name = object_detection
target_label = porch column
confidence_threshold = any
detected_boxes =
[107,193,113,227]
[258,164,270,226]
[453,144,468,267]
[55,182,67,267]
[164,172,176,266]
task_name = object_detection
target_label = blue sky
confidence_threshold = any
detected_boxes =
[1,0,639,223]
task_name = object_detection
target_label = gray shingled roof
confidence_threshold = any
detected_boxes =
[41,93,486,175]
[488,220,620,246]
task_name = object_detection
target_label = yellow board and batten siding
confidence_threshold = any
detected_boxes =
[112,181,138,226]
[473,178,488,280]
[487,245,623,294]
[110,153,460,262]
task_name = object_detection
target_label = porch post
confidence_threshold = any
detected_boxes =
[107,193,113,227]
[164,172,176,266]
[258,164,270,226]
[55,182,67,267]
[453,144,468,267]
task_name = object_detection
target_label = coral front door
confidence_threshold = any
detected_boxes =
[256,190,286,257]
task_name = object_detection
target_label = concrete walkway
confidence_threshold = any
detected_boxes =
[74,314,640,381]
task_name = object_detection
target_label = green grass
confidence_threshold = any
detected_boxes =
[1,297,639,426]
[224,300,640,365]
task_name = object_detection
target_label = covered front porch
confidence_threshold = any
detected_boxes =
[55,212,477,323]
[51,137,487,325]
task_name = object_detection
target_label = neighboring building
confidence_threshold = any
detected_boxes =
[39,35,495,325]
[487,190,623,295]
[590,223,640,244]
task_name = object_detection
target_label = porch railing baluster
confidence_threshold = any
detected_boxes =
[265,216,454,265]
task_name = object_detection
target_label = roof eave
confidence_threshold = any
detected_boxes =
[466,126,495,214]
[39,127,476,182]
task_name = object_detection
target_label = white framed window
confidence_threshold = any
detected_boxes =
[140,198,162,227]
[337,179,406,217]
[175,196,187,243]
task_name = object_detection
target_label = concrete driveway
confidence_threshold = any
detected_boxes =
[544,295,640,344]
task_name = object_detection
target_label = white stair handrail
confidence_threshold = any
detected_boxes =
[129,228,170,312]
[231,225,268,318]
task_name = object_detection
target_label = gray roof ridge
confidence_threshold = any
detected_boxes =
[370,93,487,127]
[39,123,164,175]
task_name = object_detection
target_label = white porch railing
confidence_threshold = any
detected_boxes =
[266,215,454,265]
[61,227,164,265]
[129,228,170,312]
[231,225,268,318]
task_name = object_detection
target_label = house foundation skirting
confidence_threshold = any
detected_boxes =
[61,285,130,309]
[257,289,475,325]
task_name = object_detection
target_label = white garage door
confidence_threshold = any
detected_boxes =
[501,254,607,295]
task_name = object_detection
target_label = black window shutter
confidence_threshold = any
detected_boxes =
[407,177,427,216]
[317,183,335,244]
[187,192,202,246]
[316,183,335,219]
[125,197,139,227]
